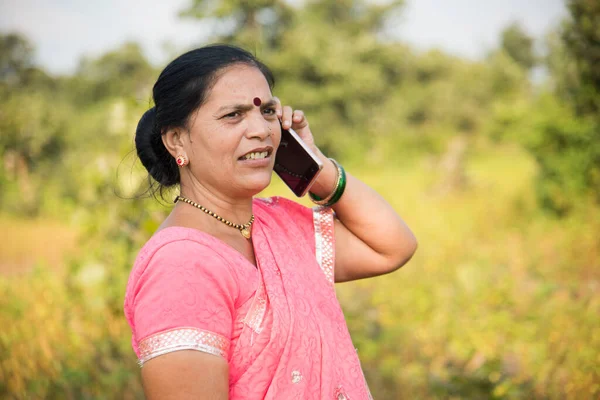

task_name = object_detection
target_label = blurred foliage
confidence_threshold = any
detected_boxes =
[71,42,155,106]
[1,0,599,399]
[524,0,600,214]
[0,33,53,88]
[499,22,536,71]
[560,0,600,116]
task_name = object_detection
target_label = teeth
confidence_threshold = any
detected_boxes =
[243,151,268,160]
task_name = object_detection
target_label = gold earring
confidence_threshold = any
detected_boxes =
[176,154,188,167]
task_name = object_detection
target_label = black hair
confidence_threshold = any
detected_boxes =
[135,44,275,194]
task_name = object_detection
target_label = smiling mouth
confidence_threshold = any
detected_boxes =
[239,149,273,160]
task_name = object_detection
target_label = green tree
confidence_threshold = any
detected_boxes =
[561,0,600,116]
[526,0,600,214]
[0,34,69,214]
[0,33,53,89]
[500,21,536,70]
[180,0,293,49]
[70,42,155,105]
[0,33,34,86]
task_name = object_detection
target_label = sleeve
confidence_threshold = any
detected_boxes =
[130,240,237,366]
[273,197,336,285]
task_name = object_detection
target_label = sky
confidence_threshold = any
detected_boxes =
[0,0,567,75]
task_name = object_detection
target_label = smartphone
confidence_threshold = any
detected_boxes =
[274,126,324,197]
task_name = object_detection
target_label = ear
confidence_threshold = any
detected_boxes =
[162,127,187,158]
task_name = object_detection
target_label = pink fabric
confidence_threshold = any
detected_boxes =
[124,196,372,399]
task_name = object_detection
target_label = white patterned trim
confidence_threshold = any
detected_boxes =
[137,327,230,366]
[243,292,267,334]
[313,206,335,285]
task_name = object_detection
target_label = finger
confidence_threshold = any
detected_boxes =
[292,110,304,122]
[292,110,308,128]
[282,106,293,129]
[272,96,282,118]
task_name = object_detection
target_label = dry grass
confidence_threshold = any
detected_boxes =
[0,215,79,276]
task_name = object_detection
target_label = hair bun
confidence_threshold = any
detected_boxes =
[135,107,179,187]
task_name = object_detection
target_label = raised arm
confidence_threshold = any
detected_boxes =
[278,104,418,282]
[314,163,417,282]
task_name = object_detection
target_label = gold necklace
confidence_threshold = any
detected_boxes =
[175,195,254,239]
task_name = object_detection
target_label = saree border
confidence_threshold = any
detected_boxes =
[313,206,335,285]
[137,327,230,366]
[242,284,267,334]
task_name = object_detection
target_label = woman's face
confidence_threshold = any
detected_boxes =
[182,64,281,199]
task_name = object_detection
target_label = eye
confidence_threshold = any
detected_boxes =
[263,107,277,116]
[222,111,241,119]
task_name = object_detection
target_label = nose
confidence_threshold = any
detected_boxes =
[245,111,271,140]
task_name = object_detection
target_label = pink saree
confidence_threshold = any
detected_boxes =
[124,197,373,399]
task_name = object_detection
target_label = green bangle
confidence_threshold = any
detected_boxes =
[327,164,346,206]
[309,158,347,207]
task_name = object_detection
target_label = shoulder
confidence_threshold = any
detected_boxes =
[124,228,246,361]
[130,227,233,278]
[124,227,239,311]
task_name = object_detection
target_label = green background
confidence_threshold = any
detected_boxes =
[1,1,598,398]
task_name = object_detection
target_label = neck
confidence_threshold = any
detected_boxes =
[178,180,254,225]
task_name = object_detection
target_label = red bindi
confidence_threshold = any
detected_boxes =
[253,97,262,106]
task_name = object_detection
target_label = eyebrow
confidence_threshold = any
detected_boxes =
[261,98,278,109]
[215,98,277,115]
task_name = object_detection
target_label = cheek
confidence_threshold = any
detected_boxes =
[202,128,232,155]
[213,135,242,167]
[272,124,282,148]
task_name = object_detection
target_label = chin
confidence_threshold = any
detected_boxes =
[241,174,273,197]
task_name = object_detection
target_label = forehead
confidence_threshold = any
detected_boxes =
[205,65,272,106]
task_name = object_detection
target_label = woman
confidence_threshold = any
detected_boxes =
[124,44,417,400]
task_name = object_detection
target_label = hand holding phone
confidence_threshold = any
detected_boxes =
[274,125,323,197]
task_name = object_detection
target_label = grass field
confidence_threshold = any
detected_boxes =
[1,145,598,399]
[0,215,79,276]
